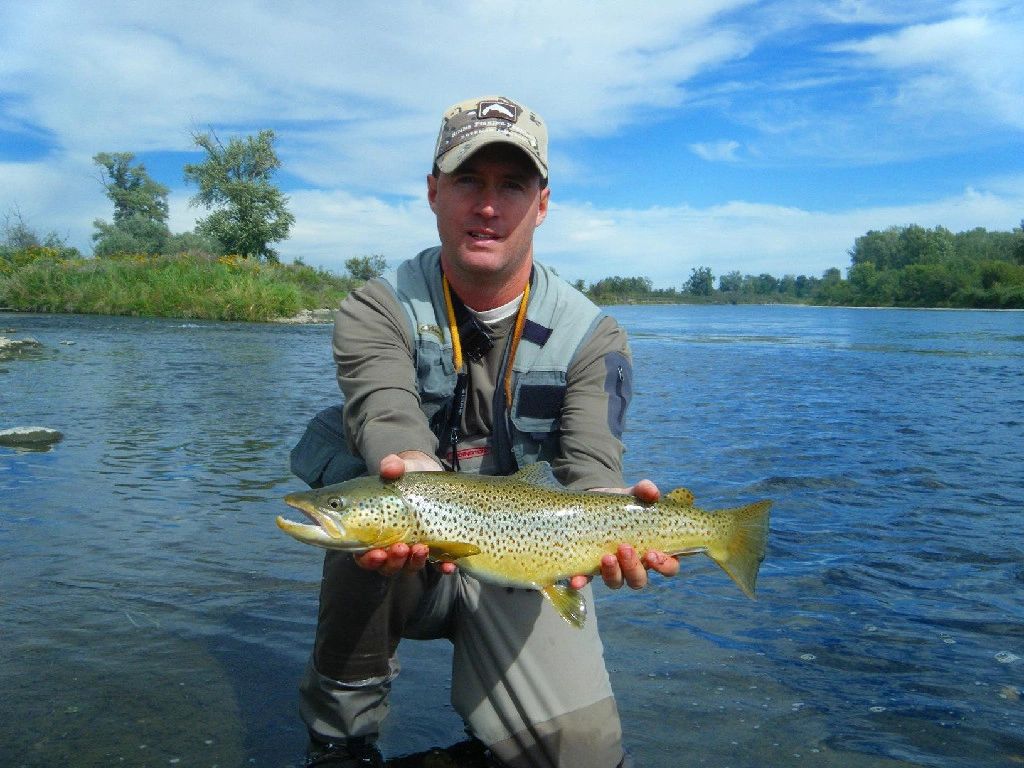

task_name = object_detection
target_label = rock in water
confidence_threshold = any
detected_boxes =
[0,335,44,360]
[0,426,64,447]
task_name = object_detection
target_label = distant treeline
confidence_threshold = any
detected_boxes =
[576,224,1024,309]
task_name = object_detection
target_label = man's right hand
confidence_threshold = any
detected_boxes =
[354,452,456,575]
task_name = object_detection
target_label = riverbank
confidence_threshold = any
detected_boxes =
[0,252,356,322]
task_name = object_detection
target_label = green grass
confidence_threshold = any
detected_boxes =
[0,252,358,322]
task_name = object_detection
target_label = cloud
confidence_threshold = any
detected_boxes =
[690,140,742,162]
[0,2,754,154]
[829,12,1024,129]
[268,174,1024,288]
[2,1,1021,283]
[535,179,1024,286]
[278,188,436,269]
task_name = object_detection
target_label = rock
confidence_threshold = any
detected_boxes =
[0,335,43,352]
[0,426,64,447]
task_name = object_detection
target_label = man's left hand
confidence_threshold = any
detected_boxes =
[569,479,681,590]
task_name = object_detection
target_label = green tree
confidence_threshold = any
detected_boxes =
[684,266,714,296]
[92,152,171,255]
[847,261,897,306]
[184,129,295,261]
[850,227,902,270]
[718,270,742,293]
[2,207,79,262]
[588,275,653,302]
[1013,220,1024,265]
[345,254,387,280]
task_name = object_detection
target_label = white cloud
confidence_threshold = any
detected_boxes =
[690,140,742,162]
[0,1,754,156]
[535,179,1024,286]
[2,1,1022,280]
[267,175,1024,288]
[830,13,1024,129]
[277,188,437,271]
[0,158,107,247]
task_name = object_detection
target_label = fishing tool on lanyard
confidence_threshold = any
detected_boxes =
[441,273,530,471]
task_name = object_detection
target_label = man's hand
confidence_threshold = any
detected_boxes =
[569,479,680,590]
[354,452,456,575]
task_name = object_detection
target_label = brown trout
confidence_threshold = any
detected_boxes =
[277,462,770,627]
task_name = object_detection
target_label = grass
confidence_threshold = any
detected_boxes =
[0,251,358,322]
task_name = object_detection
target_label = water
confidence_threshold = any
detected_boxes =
[1,306,1022,767]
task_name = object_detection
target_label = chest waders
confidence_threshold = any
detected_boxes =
[289,246,606,486]
[293,249,629,768]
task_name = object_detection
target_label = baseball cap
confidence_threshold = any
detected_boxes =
[433,96,548,179]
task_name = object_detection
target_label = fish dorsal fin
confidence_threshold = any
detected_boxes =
[512,462,563,490]
[541,584,587,628]
[665,488,696,506]
[428,541,482,562]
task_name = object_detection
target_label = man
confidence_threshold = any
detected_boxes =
[292,96,679,768]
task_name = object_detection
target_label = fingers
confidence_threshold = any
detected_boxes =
[599,545,680,589]
[378,454,407,482]
[379,452,445,481]
[631,479,660,504]
[354,543,441,576]
[643,549,680,578]
[587,479,660,503]
[601,544,648,590]
[569,574,591,590]
[600,553,623,589]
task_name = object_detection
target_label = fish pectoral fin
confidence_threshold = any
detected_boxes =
[541,584,587,629]
[427,541,482,562]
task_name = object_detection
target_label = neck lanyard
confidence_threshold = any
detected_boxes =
[441,274,530,469]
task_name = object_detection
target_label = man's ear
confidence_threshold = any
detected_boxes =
[426,173,439,213]
[535,185,550,226]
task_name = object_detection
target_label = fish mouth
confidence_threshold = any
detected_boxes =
[277,493,365,551]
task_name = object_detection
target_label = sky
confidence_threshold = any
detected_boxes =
[1,1,1022,288]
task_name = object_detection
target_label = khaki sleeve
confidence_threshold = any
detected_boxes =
[332,279,439,471]
[552,315,632,491]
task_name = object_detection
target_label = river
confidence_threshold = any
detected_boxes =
[1,305,1021,767]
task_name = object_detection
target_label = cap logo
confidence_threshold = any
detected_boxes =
[477,100,520,122]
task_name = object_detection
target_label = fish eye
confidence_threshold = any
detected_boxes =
[328,497,343,509]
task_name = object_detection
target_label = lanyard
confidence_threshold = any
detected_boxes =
[441,273,531,469]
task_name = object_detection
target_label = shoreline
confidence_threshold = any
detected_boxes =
[269,307,337,324]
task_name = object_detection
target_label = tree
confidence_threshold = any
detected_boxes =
[718,270,742,292]
[684,266,714,296]
[92,152,171,255]
[1014,220,1024,265]
[2,207,79,261]
[184,129,295,261]
[345,254,387,280]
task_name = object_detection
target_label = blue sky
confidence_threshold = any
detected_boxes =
[1,1,1022,287]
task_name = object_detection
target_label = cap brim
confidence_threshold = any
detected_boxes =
[436,134,548,179]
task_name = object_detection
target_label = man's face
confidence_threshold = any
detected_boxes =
[427,144,549,292]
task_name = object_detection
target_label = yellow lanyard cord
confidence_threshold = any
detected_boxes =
[503,280,530,408]
[441,275,464,371]
[441,274,530,408]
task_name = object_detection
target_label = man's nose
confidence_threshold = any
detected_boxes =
[474,186,499,217]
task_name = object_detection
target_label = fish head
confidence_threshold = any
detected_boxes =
[277,476,414,551]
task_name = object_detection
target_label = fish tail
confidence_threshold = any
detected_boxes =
[705,500,771,598]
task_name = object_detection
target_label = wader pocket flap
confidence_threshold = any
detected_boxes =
[289,404,366,488]
[515,384,566,421]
